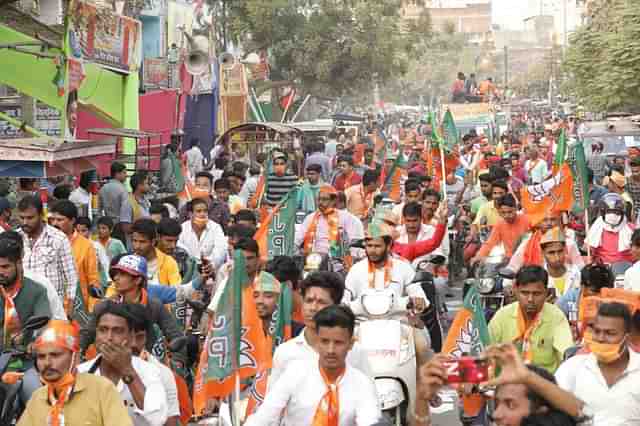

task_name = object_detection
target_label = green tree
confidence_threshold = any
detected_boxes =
[379,21,466,105]
[563,0,640,111]
[219,0,428,97]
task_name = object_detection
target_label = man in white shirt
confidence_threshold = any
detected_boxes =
[555,301,639,426]
[270,271,370,389]
[345,222,433,418]
[77,301,168,426]
[128,304,181,426]
[344,223,427,313]
[246,305,381,426]
[525,146,549,184]
[178,197,227,269]
[295,185,362,258]
[0,230,66,320]
[184,140,204,179]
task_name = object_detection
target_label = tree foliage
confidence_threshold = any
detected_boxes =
[563,0,640,111]
[379,22,467,105]
[217,0,429,97]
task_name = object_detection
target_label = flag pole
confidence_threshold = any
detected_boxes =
[440,144,448,202]
[584,206,591,259]
[281,90,295,123]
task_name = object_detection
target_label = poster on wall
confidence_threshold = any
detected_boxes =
[68,1,142,73]
[144,58,169,87]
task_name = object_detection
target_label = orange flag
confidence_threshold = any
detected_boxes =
[520,163,574,226]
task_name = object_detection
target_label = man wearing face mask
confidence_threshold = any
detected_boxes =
[555,302,640,426]
[585,193,634,268]
[264,151,299,206]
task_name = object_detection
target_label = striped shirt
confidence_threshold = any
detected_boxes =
[588,154,608,179]
[265,173,298,205]
[19,224,78,304]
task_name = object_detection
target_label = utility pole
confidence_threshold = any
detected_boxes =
[504,45,509,88]
[563,0,568,58]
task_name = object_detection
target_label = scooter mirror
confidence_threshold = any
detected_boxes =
[428,255,446,265]
[498,268,516,280]
[23,316,50,332]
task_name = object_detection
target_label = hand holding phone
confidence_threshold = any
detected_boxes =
[443,357,489,384]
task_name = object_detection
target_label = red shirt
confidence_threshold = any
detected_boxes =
[393,223,446,261]
[594,229,634,264]
[333,172,362,192]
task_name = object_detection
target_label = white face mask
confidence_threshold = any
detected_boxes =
[604,213,622,226]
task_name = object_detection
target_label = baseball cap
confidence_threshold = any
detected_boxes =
[110,254,147,278]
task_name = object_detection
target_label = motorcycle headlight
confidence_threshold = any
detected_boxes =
[478,278,495,294]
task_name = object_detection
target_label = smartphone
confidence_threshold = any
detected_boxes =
[444,357,489,384]
[198,256,210,274]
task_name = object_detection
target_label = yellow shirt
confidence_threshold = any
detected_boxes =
[473,201,501,227]
[17,373,133,426]
[70,232,99,310]
[488,302,574,373]
[154,248,182,286]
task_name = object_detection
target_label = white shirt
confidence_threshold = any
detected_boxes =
[269,328,371,391]
[344,257,425,306]
[145,353,180,419]
[78,355,168,426]
[525,158,549,184]
[92,240,111,276]
[24,270,66,320]
[185,146,204,178]
[178,220,227,269]
[69,186,90,209]
[294,210,363,257]
[624,261,640,291]
[555,349,640,426]
[246,360,380,426]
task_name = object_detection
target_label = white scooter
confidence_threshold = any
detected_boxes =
[352,288,418,426]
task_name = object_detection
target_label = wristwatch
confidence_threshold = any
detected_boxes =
[122,373,135,385]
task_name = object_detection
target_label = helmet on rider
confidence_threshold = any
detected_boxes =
[598,193,625,227]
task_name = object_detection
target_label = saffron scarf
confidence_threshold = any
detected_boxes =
[1,279,22,347]
[46,371,76,426]
[368,258,392,289]
[303,209,340,256]
[515,305,543,362]
[311,365,345,426]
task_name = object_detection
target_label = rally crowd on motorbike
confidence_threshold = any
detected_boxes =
[0,106,637,426]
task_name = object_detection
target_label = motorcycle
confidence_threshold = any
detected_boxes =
[352,289,418,426]
[0,315,50,425]
[464,246,508,323]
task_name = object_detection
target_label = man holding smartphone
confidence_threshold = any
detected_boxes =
[419,344,588,426]
[488,265,574,373]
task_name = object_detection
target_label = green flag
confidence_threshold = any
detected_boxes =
[256,187,299,260]
[271,284,294,349]
[441,109,459,152]
[206,249,248,387]
[442,285,490,357]
[429,111,443,146]
[554,129,567,168]
[71,280,90,329]
[167,150,185,192]
[567,138,590,214]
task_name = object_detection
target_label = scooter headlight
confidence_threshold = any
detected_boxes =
[478,278,495,294]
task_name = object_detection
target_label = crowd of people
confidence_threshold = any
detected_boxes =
[0,109,638,426]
